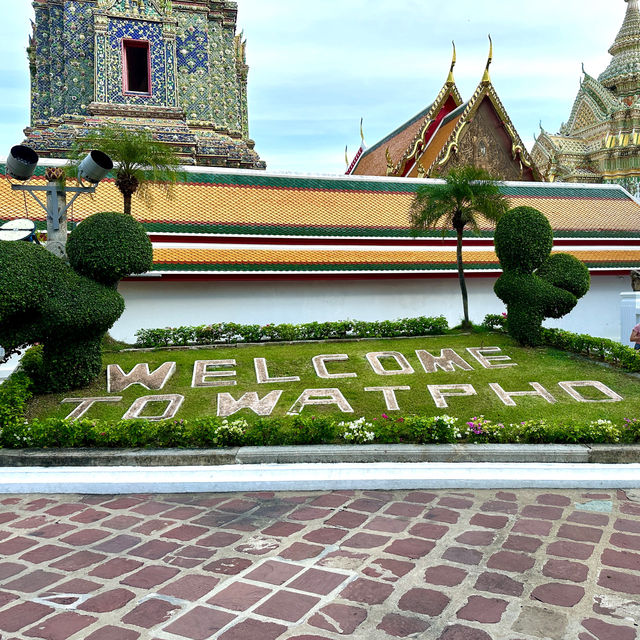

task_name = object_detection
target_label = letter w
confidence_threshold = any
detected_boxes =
[415,349,474,373]
[107,362,176,393]
[217,391,283,417]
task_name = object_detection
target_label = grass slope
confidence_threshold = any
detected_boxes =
[27,333,640,425]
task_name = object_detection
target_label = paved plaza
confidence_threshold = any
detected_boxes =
[0,488,639,639]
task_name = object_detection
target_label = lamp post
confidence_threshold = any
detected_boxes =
[6,146,113,259]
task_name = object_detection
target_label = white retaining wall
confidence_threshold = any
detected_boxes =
[110,274,628,344]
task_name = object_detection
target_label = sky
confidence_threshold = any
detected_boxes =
[0,0,626,174]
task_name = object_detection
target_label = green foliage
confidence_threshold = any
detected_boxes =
[67,213,153,286]
[134,315,449,348]
[493,207,590,346]
[0,373,33,437]
[0,213,153,392]
[482,314,507,331]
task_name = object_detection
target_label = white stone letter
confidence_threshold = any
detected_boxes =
[415,349,474,373]
[466,347,517,369]
[489,383,556,407]
[364,386,410,411]
[254,358,300,384]
[217,391,283,417]
[107,362,176,393]
[366,352,415,376]
[288,389,354,415]
[122,395,184,421]
[312,354,357,379]
[62,397,123,421]
[192,360,237,388]
[427,384,477,409]
[558,381,623,403]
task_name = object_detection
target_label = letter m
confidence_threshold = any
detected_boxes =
[415,349,474,373]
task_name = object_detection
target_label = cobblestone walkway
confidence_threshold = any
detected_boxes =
[0,488,639,639]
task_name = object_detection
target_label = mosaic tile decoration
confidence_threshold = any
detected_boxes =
[24,0,264,169]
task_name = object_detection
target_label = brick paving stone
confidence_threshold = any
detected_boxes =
[308,603,367,635]
[611,532,640,551]
[398,587,450,616]
[456,531,496,547]
[93,534,141,553]
[424,507,460,524]
[614,518,640,533]
[207,581,271,610]
[174,545,215,560]
[443,546,483,566]
[340,577,393,605]
[89,558,143,579]
[164,606,236,640]
[235,536,280,555]
[50,550,106,571]
[531,582,585,607]
[325,511,369,528]
[160,506,204,520]
[512,518,553,536]
[503,535,542,553]
[384,502,425,517]
[365,558,415,582]
[456,595,508,623]
[289,568,349,595]
[0,602,54,632]
[543,558,589,583]
[130,500,171,516]
[304,527,348,544]
[409,522,449,540]
[254,590,320,622]
[45,503,86,517]
[290,507,333,521]
[197,531,242,547]
[547,540,595,560]
[377,613,430,637]
[558,523,603,543]
[85,626,140,640]
[31,524,76,538]
[11,515,53,529]
[281,541,325,560]
[0,561,27,578]
[59,529,110,545]
[0,536,39,554]
[102,515,144,530]
[439,497,474,509]
[474,571,524,596]
[365,516,409,534]
[310,494,351,508]
[537,494,572,507]
[0,591,19,608]
[120,565,180,589]
[496,492,517,501]
[131,519,174,535]
[3,569,63,592]
[342,532,390,549]
[121,597,181,629]
[262,522,305,538]
[203,557,253,575]
[480,500,519,514]
[469,514,509,529]
[598,568,640,594]
[347,498,385,513]
[45,578,102,594]
[487,550,535,573]
[78,588,136,613]
[69,509,109,523]
[425,565,468,587]
[245,559,303,585]
[385,537,435,559]
[404,492,437,504]
[128,540,180,559]
[218,618,287,640]
[581,617,637,640]
[24,612,97,640]
[159,574,220,601]
[602,548,640,572]
[217,499,257,513]
[162,524,209,541]
[570,511,609,527]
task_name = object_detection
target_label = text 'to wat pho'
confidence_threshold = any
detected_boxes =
[532,0,640,192]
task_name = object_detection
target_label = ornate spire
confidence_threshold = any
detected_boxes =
[481,35,493,84]
[598,0,640,94]
[447,41,456,85]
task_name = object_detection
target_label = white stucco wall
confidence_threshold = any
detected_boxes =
[111,274,629,344]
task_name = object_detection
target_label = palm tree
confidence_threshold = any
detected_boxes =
[74,124,182,215]
[409,166,509,328]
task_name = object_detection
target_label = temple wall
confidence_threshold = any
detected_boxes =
[110,274,627,344]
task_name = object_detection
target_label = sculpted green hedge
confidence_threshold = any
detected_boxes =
[494,207,590,346]
[0,213,152,392]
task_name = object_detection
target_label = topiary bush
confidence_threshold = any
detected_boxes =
[493,206,590,346]
[0,212,152,392]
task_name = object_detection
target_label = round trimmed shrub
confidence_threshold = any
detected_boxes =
[536,253,591,299]
[67,212,153,285]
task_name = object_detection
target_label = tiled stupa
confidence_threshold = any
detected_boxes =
[531,0,640,192]
[24,0,265,169]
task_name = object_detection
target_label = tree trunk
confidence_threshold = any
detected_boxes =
[456,228,470,327]
[123,192,132,216]
[115,173,139,215]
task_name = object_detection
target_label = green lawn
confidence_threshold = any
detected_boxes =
[27,333,640,425]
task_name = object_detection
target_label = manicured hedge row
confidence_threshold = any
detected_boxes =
[134,316,450,348]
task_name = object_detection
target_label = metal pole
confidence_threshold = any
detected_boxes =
[44,168,67,259]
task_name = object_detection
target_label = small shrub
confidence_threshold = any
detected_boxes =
[404,415,462,444]
[339,417,376,444]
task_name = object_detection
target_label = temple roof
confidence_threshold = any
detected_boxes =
[599,0,640,92]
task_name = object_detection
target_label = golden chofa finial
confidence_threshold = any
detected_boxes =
[447,41,457,84]
[482,35,493,84]
[360,117,366,146]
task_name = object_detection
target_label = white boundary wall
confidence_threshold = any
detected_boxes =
[111,274,628,344]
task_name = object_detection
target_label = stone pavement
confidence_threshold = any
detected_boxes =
[0,489,639,639]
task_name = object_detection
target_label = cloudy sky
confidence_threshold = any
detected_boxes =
[0,1,626,174]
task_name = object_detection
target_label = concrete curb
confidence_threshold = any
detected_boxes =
[3,444,640,467]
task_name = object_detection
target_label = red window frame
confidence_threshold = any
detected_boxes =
[122,39,152,96]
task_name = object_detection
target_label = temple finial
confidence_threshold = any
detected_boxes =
[345,145,349,169]
[481,35,493,83]
[360,117,365,145]
[447,41,457,84]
